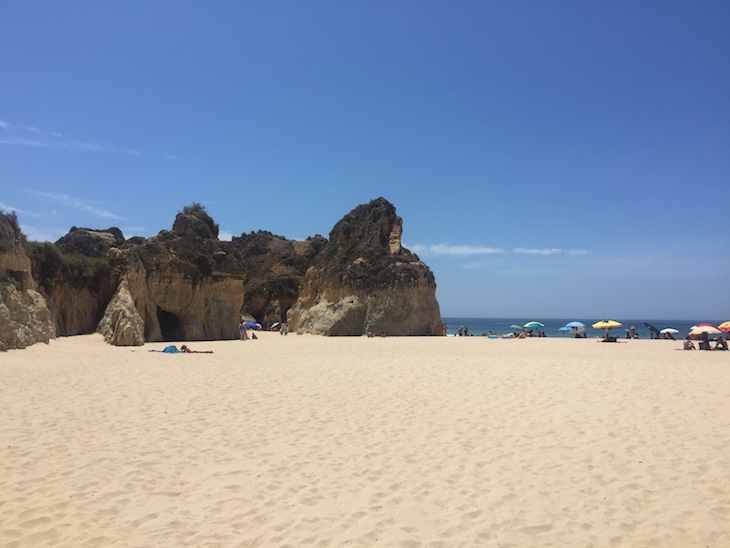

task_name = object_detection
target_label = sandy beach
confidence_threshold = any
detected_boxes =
[1,333,728,547]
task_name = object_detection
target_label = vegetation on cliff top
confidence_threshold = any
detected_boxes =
[0,210,28,255]
[181,203,219,238]
[30,241,111,294]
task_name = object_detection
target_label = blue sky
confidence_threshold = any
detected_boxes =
[1,1,728,320]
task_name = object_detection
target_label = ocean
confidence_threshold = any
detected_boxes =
[441,317,726,339]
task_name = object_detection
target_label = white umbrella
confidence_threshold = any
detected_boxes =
[689,324,721,336]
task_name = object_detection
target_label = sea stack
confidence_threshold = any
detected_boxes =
[287,197,442,336]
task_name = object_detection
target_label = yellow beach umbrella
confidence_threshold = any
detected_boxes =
[592,320,622,330]
[718,321,730,333]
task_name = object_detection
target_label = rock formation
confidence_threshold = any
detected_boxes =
[31,235,118,337]
[102,222,246,343]
[55,226,125,257]
[0,283,56,349]
[231,231,327,327]
[1,199,443,347]
[0,211,56,348]
[287,198,442,336]
[97,278,145,346]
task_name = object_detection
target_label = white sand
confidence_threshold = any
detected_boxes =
[1,333,729,547]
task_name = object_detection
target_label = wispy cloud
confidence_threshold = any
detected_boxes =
[19,224,67,243]
[410,244,506,257]
[514,247,588,256]
[411,243,588,258]
[0,201,20,213]
[0,118,140,155]
[32,191,125,221]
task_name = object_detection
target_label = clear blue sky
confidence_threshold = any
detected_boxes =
[1,1,728,320]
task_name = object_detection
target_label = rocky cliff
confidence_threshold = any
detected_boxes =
[106,227,246,342]
[231,231,327,327]
[1,199,443,347]
[287,198,442,336]
[0,211,56,349]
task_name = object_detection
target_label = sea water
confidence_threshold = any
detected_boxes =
[441,317,726,339]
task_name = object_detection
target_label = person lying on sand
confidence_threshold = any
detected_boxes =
[181,344,214,354]
[148,345,213,354]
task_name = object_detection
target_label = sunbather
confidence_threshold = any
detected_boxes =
[714,336,728,351]
[181,344,213,354]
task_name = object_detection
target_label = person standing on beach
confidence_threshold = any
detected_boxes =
[239,320,249,340]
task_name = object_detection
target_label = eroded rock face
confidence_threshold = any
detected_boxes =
[97,278,144,346]
[0,211,56,348]
[172,213,215,239]
[231,231,327,327]
[3,199,443,346]
[55,226,125,257]
[0,284,55,348]
[287,198,442,336]
[107,234,245,343]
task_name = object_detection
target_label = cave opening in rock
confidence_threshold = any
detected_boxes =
[157,308,184,341]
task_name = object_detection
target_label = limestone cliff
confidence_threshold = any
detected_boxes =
[97,278,145,346]
[31,235,118,336]
[105,230,245,342]
[55,226,125,257]
[287,198,442,336]
[3,199,443,347]
[0,211,55,348]
[0,284,56,349]
[231,231,327,327]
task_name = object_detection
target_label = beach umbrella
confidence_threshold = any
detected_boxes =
[524,321,544,329]
[592,320,622,330]
[243,321,260,329]
[565,321,586,328]
[510,324,524,331]
[643,322,661,338]
[271,322,281,328]
[558,326,571,332]
[689,324,721,336]
[660,328,679,334]
[718,321,730,333]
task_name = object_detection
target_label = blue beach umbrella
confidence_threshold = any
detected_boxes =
[565,321,585,328]
[524,321,544,329]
